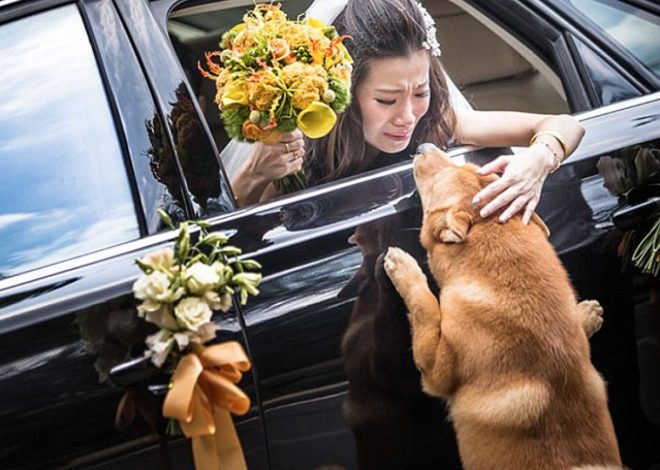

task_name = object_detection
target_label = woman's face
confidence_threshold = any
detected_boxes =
[356,49,431,156]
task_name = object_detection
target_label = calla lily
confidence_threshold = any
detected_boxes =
[222,81,248,107]
[305,17,330,30]
[297,101,337,139]
[231,23,245,33]
[337,42,353,64]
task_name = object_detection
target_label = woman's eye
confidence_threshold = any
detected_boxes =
[375,98,395,105]
[415,91,430,98]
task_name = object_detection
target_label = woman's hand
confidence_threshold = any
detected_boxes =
[471,145,556,224]
[246,129,306,183]
[231,130,305,207]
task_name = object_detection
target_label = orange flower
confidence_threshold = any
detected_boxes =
[268,38,290,62]
[242,120,262,141]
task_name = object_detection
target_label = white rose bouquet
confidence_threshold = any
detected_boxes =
[132,210,262,367]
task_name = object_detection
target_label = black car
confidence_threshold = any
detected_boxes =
[1,0,659,469]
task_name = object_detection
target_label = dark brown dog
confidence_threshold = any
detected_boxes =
[384,147,622,470]
[340,213,461,469]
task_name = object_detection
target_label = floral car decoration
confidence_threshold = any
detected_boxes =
[131,209,262,470]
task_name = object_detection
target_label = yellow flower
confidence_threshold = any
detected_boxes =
[247,71,283,111]
[297,101,337,139]
[305,17,330,31]
[213,68,231,105]
[221,79,248,107]
[330,63,353,84]
[281,63,327,110]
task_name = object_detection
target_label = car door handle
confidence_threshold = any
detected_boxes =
[612,196,660,231]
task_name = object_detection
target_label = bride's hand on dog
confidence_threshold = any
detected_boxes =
[472,147,556,225]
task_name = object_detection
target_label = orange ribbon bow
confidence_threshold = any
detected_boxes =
[163,341,251,470]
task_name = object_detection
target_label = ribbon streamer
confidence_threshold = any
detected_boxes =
[163,341,251,470]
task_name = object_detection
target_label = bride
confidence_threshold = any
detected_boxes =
[225,0,584,230]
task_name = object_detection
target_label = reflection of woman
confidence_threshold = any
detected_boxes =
[233,0,585,224]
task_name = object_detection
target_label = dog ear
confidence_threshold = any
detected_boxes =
[530,213,551,238]
[431,208,473,243]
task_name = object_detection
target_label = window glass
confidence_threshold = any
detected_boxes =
[571,36,640,105]
[427,0,569,114]
[0,6,139,279]
[570,0,660,78]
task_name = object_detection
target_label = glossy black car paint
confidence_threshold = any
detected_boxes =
[1,0,660,469]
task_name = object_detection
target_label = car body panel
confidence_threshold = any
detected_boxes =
[1,0,660,468]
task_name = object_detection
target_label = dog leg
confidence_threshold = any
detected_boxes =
[384,247,456,396]
[576,300,604,338]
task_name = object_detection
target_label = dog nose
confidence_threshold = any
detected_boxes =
[417,143,437,153]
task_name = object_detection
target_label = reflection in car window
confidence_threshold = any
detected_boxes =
[570,0,660,78]
[0,6,139,279]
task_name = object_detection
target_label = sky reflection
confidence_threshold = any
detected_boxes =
[0,6,138,278]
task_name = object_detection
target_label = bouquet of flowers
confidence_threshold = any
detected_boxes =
[133,210,261,367]
[130,210,261,469]
[199,3,353,193]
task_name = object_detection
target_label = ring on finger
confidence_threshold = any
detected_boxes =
[284,142,291,153]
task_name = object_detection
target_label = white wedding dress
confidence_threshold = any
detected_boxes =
[219,0,472,180]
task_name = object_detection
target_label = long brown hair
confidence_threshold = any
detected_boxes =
[306,0,456,184]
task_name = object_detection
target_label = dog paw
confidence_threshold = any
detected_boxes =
[577,299,604,338]
[383,247,426,295]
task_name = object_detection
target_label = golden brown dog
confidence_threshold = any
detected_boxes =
[384,147,622,470]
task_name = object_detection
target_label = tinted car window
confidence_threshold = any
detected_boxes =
[570,0,660,77]
[0,6,139,278]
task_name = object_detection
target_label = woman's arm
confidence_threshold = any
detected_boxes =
[230,130,305,207]
[452,108,585,224]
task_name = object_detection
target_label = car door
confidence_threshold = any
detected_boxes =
[0,1,264,468]
[536,92,660,470]
[151,0,660,467]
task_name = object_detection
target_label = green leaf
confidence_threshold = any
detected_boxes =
[135,258,153,274]
[240,259,262,270]
[158,209,175,229]
[220,246,242,256]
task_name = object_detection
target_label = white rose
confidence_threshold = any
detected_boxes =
[204,291,233,312]
[133,271,184,303]
[141,248,175,271]
[145,329,174,368]
[185,262,220,294]
[137,301,178,330]
[174,297,213,331]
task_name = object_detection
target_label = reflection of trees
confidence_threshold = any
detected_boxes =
[145,82,221,217]
[75,297,152,383]
[75,300,173,469]
[597,144,660,200]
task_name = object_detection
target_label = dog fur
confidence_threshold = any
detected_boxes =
[383,147,622,470]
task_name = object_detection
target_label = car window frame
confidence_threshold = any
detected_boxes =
[548,0,660,92]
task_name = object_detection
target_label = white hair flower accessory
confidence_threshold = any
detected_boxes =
[416,1,442,57]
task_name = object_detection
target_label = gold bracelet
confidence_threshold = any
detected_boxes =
[530,131,568,159]
[531,141,562,173]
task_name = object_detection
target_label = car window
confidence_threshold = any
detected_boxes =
[0,6,140,279]
[425,0,570,114]
[569,0,660,78]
